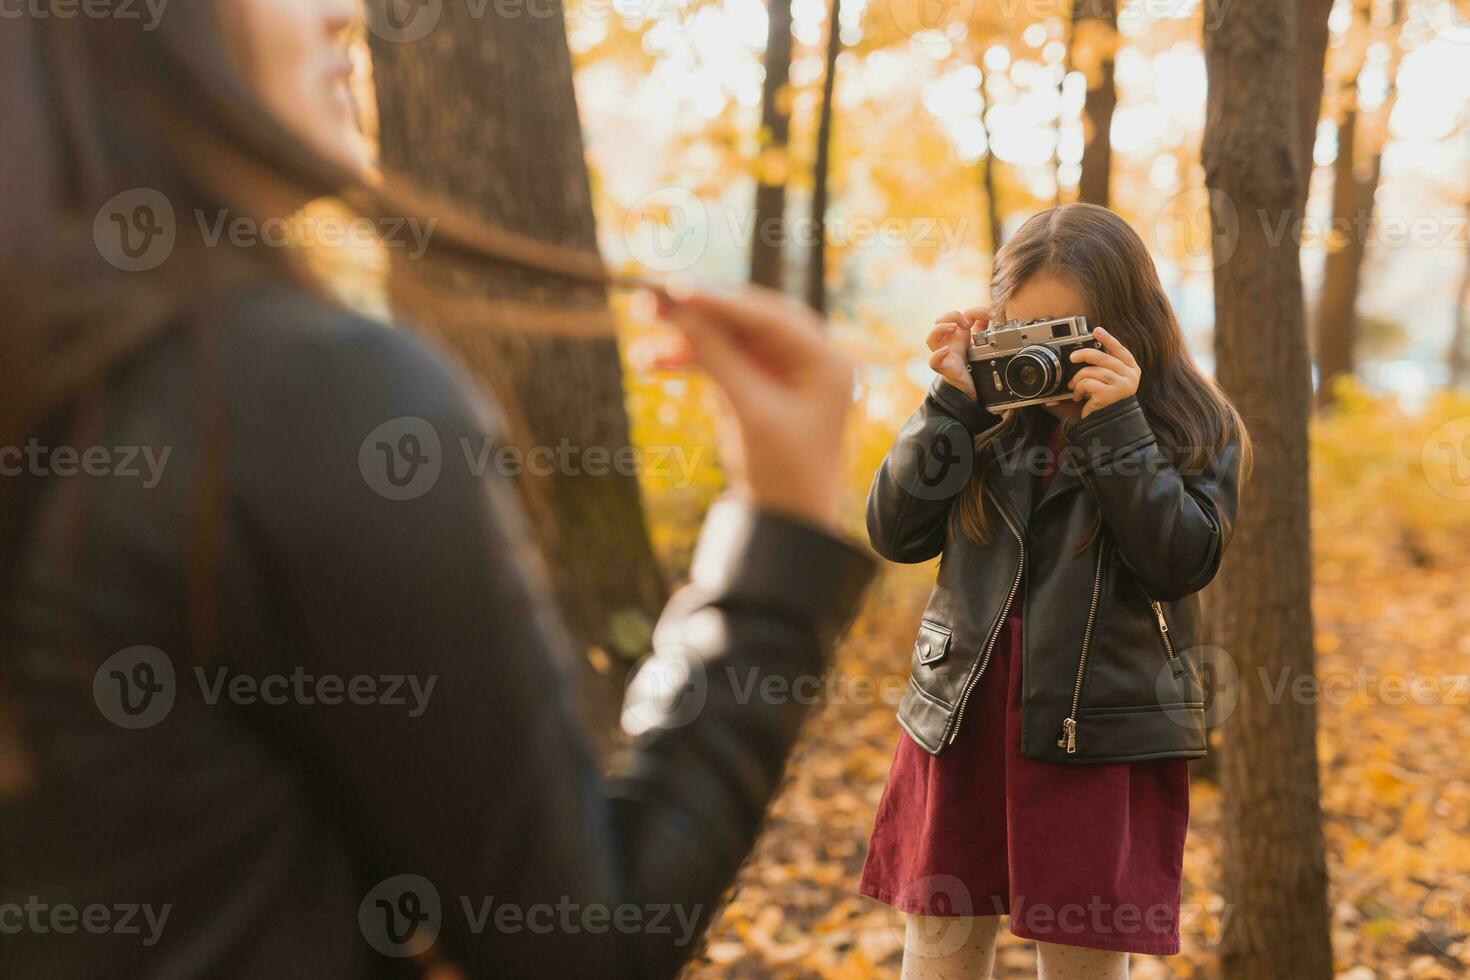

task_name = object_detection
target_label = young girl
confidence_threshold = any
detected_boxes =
[859,204,1248,979]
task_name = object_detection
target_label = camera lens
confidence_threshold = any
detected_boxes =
[1005,346,1062,400]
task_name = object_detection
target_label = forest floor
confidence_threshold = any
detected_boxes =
[680,513,1470,979]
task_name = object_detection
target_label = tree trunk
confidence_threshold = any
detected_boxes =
[751,0,795,289]
[980,69,1004,256]
[806,0,843,314]
[1295,0,1334,216]
[1314,0,1404,405]
[1314,109,1379,405]
[1070,0,1118,207]
[366,1,667,737]
[1201,0,1334,976]
[1450,200,1470,387]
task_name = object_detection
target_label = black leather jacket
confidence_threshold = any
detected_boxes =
[0,283,874,979]
[867,379,1240,764]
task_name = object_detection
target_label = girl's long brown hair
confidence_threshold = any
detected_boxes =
[954,204,1252,546]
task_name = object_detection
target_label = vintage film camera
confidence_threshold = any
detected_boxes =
[966,315,1103,412]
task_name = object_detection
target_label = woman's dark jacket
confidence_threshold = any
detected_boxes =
[867,379,1240,764]
[0,283,873,979]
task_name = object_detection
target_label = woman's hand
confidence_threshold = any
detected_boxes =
[1068,326,1141,418]
[928,307,988,402]
[647,284,854,533]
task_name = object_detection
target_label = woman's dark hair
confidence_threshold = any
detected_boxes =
[2,6,619,442]
[0,5,617,798]
[954,203,1252,546]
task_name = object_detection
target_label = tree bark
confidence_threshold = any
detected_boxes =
[806,0,843,314]
[366,1,667,735]
[1202,0,1334,976]
[1070,0,1118,207]
[751,0,795,289]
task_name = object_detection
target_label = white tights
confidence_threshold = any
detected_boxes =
[900,915,1129,980]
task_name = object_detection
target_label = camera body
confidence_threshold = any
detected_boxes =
[966,315,1102,412]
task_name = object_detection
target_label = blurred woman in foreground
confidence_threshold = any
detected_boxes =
[0,2,872,976]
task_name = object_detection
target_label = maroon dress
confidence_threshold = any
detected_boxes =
[859,427,1190,956]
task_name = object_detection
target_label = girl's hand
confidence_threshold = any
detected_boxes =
[928,307,988,402]
[1068,326,1140,418]
[648,285,854,533]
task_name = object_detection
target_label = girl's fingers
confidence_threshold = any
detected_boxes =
[962,307,992,328]
[1068,346,1129,375]
[1072,378,1106,401]
[927,347,951,372]
[927,323,962,351]
[1092,327,1138,369]
[1068,366,1124,389]
[934,309,972,330]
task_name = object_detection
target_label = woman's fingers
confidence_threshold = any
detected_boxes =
[628,332,696,371]
[1092,326,1138,369]
[663,285,826,374]
[934,309,972,330]
[654,293,771,405]
[647,284,852,531]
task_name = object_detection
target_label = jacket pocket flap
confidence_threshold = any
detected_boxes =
[914,620,952,665]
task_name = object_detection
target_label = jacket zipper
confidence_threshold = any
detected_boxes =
[946,502,1024,745]
[1148,595,1186,678]
[1058,540,1107,755]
